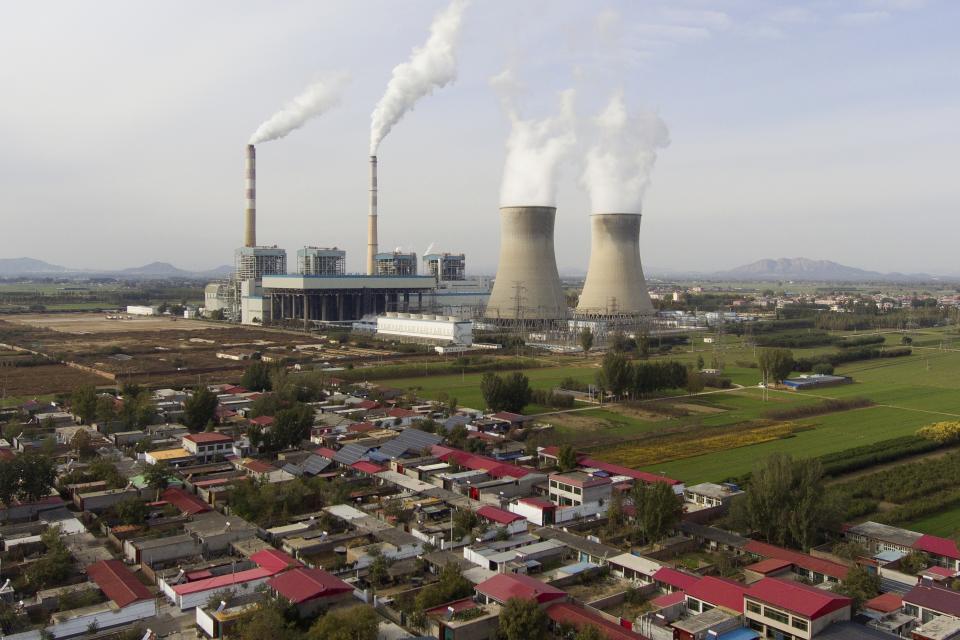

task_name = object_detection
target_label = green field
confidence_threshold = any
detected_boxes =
[380,364,601,410]
[907,504,960,537]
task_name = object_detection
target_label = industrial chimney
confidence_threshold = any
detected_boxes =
[244,145,256,248]
[366,155,378,275]
[577,213,654,316]
[486,206,567,322]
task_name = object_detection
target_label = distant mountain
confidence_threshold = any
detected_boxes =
[714,258,941,283]
[0,257,69,275]
[0,257,232,280]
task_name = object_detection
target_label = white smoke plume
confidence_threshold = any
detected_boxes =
[250,73,350,145]
[369,0,469,155]
[582,90,670,213]
[494,70,577,207]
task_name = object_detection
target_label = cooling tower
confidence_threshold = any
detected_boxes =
[244,145,256,247]
[486,206,567,322]
[366,155,378,275]
[577,213,654,316]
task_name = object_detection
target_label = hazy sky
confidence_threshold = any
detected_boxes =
[2,0,958,275]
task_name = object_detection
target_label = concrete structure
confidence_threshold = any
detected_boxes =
[367,155,378,275]
[375,251,417,276]
[181,432,234,462]
[125,305,158,316]
[376,312,473,345]
[577,213,654,316]
[486,206,567,323]
[244,144,256,247]
[234,246,286,281]
[261,274,435,324]
[297,247,346,276]
[424,252,465,282]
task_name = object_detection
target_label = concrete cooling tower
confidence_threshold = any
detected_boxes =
[577,213,654,316]
[486,206,567,322]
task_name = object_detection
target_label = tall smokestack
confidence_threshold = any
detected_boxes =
[244,145,256,248]
[577,213,654,316]
[366,155,378,275]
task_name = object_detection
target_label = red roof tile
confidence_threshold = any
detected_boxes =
[475,573,566,605]
[518,496,556,509]
[172,567,273,595]
[243,459,276,474]
[914,535,960,561]
[477,505,525,525]
[251,548,302,573]
[744,540,849,580]
[686,576,749,613]
[547,602,637,640]
[865,592,902,613]
[268,567,352,604]
[745,558,793,574]
[249,416,275,427]
[903,584,960,617]
[579,457,680,486]
[314,447,337,459]
[651,590,686,608]
[653,567,700,591]
[87,560,153,608]
[161,487,211,515]
[351,461,385,475]
[746,578,852,619]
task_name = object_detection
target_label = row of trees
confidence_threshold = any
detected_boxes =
[597,352,690,398]
[0,454,55,508]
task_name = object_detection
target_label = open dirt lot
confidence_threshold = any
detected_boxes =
[0,364,107,397]
[3,313,219,334]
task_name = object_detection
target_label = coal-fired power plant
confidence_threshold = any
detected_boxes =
[367,155,378,275]
[244,144,256,247]
[485,206,567,323]
[577,213,654,316]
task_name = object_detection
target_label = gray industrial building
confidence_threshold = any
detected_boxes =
[235,246,287,281]
[424,252,465,282]
[374,251,417,276]
[485,206,567,324]
[261,274,435,324]
[577,213,654,317]
[296,247,346,276]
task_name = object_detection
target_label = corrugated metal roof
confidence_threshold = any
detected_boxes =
[333,443,371,465]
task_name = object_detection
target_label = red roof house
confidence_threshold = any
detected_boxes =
[475,573,566,606]
[685,576,749,613]
[864,592,903,614]
[268,567,353,608]
[251,548,302,573]
[653,567,700,592]
[87,560,153,608]
[546,602,637,640]
[746,578,852,619]
[476,505,526,526]
[914,535,960,562]
[161,487,211,515]
[744,540,849,581]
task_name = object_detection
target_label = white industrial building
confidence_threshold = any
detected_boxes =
[376,312,473,346]
[125,305,158,316]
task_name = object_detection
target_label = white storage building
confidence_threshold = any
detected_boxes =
[376,312,473,346]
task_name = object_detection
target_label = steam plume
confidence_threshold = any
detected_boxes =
[494,70,577,207]
[582,90,670,213]
[369,0,469,155]
[250,73,350,145]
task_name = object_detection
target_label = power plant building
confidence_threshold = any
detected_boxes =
[577,213,654,317]
[375,251,417,276]
[235,246,287,281]
[424,252,465,282]
[260,274,435,325]
[297,247,346,276]
[486,206,567,324]
[376,312,473,346]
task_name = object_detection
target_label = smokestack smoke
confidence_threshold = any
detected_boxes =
[249,73,350,145]
[244,145,256,247]
[582,90,670,213]
[369,0,469,155]
[367,156,378,275]
[493,70,577,207]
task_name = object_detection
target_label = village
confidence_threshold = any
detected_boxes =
[1,365,959,640]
